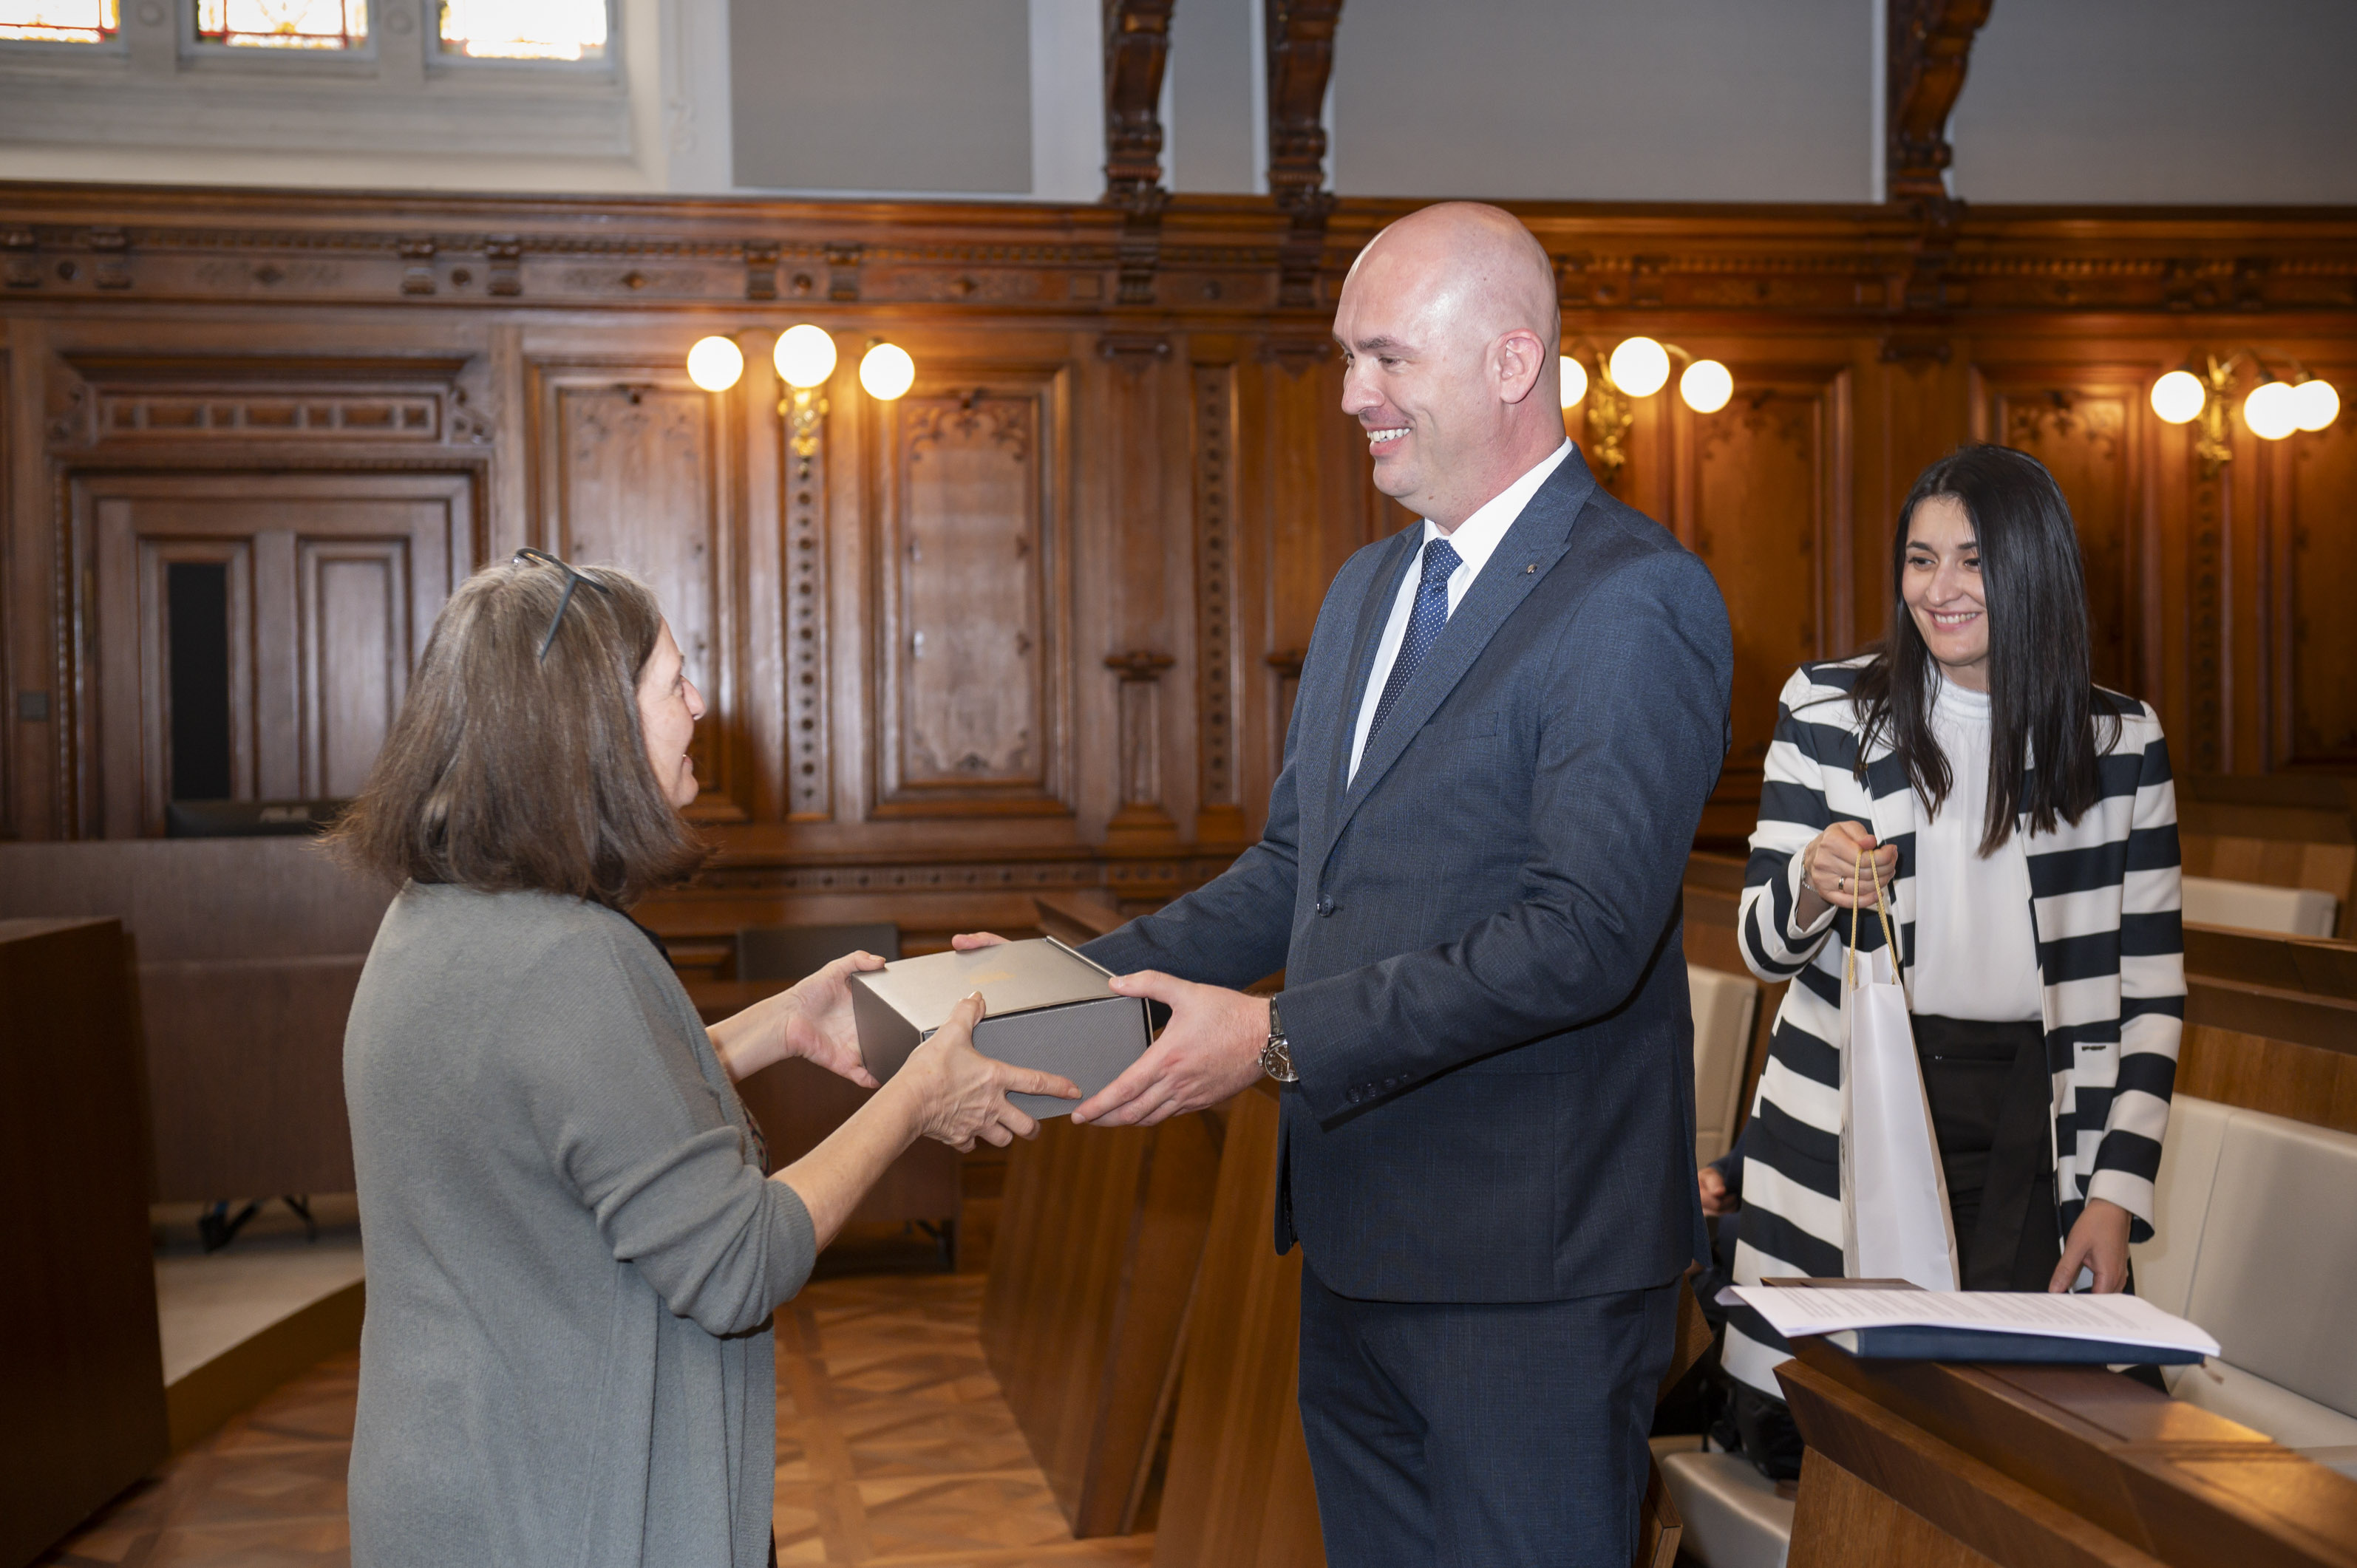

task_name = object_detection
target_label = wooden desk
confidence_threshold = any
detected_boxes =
[0,919,169,1568]
[0,840,393,1201]
[681,980,961,1233]
[981,1106,1223,1536]
[1778,1340,2357,1567]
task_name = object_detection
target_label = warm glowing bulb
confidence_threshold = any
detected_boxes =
[1679,359,1733,415]
[1608,336,1670,398]
[860,341,916,401]
[773,324,839,389]
[2149,369,2205,425]
[2244,381,2299,441]
[2293,378,2341,432]
[685,335,744,392]
[1558,355,1587,409]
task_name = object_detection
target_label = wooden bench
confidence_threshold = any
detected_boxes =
[2179,773,2357,941]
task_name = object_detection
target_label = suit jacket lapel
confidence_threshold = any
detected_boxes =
[1302,527,1420,862]
[1326,451,1600,856]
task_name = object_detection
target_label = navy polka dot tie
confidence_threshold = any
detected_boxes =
[1365,536,1461,746]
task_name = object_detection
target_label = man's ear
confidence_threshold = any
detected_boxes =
[1494,327,1546,406]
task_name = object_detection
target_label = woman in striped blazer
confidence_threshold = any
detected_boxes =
[1721,444,2185,1467]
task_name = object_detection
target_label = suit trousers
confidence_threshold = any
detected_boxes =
[1296,1264,1679,1568]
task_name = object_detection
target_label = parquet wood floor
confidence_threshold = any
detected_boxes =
[37,1274,1156,1568]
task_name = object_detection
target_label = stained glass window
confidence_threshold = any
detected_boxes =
[194,0,367,50]
[438,0,605,61]
[1,0,119,44]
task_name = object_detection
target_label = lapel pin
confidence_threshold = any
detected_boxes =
[1524,563,1536,573]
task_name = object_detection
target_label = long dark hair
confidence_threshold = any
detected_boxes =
[1850,444,2120,853]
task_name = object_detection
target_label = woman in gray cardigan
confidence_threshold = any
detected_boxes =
[331,550,1077,1568]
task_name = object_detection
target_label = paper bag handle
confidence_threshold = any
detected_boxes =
[1844,845,1905,989]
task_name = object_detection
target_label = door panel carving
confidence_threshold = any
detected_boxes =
[1987,379,2140,697]
[1676,369,1851,806]
[299,542,410,799]
[537,370,741,818]
[872,376,1070,816]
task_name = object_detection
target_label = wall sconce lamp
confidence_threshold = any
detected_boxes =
[1560,336,1734,482]
[2150,352,2339,477]
[685,327,917,473]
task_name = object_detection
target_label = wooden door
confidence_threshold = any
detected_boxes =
[75,471,475,837]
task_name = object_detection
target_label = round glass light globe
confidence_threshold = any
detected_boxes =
[685,335,744,393]
[1679,359,1734,415]
[860,341,916,401]
[2293,378,2341,433]
[2149,369,2205,426]
[773,324,839,389]
[1558,355,1588,409]
[1608,336,1671,398]
[2244,381,2299,441]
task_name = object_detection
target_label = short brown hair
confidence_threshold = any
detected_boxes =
[327,556,708,907]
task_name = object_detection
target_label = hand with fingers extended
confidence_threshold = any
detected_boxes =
[895,992,1081,1152]
[706,949,886,1087]
[1794,819,1900,926]
[1072,970,1269,1128]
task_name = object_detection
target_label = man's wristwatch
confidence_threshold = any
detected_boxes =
[1260,998,1299,1083]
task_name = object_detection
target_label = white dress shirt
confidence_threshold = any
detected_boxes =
[1907,681,2045,1023]
[1347,441,1574,782]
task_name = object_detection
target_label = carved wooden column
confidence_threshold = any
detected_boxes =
[1105,0,1174,306]
[1886,0,1990,313]
[1266,0,1341,310]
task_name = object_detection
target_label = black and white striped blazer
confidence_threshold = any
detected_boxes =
[1722,655,2185,1394]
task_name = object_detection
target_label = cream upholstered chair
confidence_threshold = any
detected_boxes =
[2132,1096,2357,1479]
[1687,964,1760,1165]
[2181,876,2340,938]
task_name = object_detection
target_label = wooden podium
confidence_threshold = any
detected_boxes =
[1778,1340,2357,1568]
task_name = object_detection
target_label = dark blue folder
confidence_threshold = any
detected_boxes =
[1828,1325,2205,1365]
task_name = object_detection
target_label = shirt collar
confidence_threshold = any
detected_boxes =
[1422,440,1574,580]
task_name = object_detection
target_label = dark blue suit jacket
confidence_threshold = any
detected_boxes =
[1084,448,1732,1303]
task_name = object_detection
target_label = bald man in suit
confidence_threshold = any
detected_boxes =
[969,203,1732,1566]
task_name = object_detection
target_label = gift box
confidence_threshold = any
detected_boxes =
[848,937,1150,1119]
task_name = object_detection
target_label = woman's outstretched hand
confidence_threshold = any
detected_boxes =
[898,993,1079,1151]
[1793,820,1902,925]
[709,950,885,1087]
[2050,1196,2132,1292]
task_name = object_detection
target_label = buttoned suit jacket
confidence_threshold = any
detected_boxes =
[1084,448,1732,1303]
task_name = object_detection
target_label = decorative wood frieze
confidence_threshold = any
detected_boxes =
[1886,0,1992,312]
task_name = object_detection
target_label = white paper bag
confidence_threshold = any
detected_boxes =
[1837,858,1960,1291]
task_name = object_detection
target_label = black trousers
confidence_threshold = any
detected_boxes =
[1296,1264,1678,1568]
[1912,1014,2065,1292]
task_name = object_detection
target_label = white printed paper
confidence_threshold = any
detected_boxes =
[1718,1286,2221,1358]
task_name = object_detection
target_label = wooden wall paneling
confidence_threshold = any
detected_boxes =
[0,333,11,842]
[1674,361,1854,848]
[530,357,749,822]
[755,334,829,822]
[75,470,467,836]
[1096,330,1189,854]
[1857,338,1970,651]
[1970,359,2149,699]
[1153,1083,1326,1568]
[868,357,1075,822]
[2272,361,2357,771]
